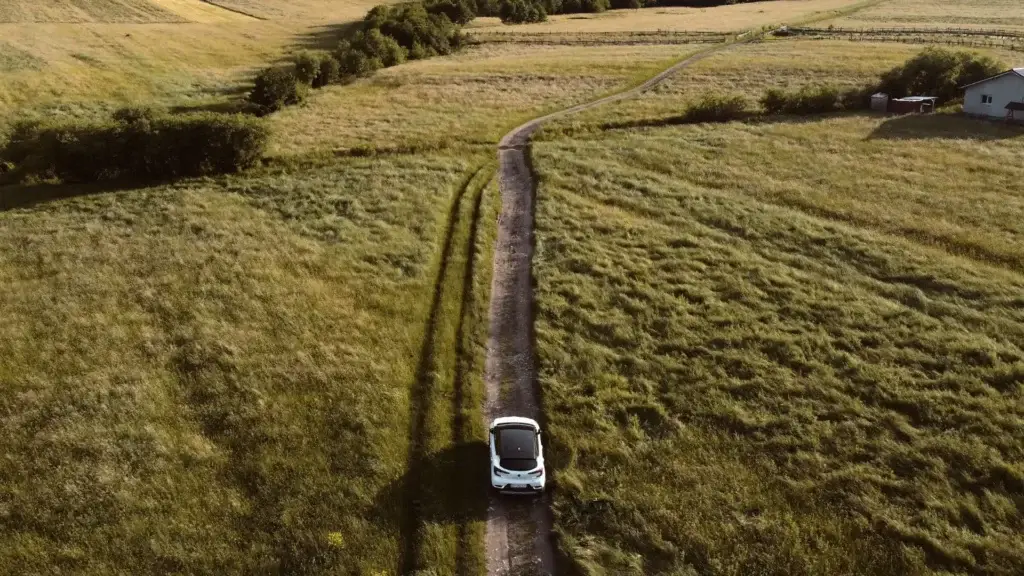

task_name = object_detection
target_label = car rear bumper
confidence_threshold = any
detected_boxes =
[492,475,545,493]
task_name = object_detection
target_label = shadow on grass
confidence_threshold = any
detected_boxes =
[290,22,361,52]
[867,113,1024,141]
[0,181,140,211]
[379,441,491,574]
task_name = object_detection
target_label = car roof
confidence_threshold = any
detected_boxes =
[495,427,538,459]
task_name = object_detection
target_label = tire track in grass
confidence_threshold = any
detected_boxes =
[400,165,484,575]
[400,164,493,575]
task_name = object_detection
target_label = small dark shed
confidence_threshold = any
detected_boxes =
[1007,101,1024,123]
[888,96,938,115]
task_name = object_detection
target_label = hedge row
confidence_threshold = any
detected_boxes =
[0,108,268,184]
[249,2,467,113]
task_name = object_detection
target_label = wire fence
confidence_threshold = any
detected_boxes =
[780,27,1024,52]
[789,26,1024,39]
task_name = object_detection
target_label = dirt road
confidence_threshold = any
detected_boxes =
[482,44,737,576]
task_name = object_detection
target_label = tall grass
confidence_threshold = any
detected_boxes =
[532,116,1024,575]
[0,152,476,574]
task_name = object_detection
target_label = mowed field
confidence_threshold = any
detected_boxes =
[531,35,1024,576]
[467,0,869,35]
[0,0,382,126]
[823,0,1024,31]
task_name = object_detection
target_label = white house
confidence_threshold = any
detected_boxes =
[962,68,1024,121]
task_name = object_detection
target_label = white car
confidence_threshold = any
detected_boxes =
[489,416,546,493]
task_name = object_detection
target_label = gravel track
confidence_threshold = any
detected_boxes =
[482,44,736,576]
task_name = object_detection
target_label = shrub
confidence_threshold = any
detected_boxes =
[840,84,875,111]
[793,84,840,114]
[249,67,305,114]
[294,51,322,85]
[681,93,748,123]
[367,4,462,57]
[0,111,269,184]
[610,0,643,8]
[558,0,608,13]
[426,0,477,24]
[500,0,546,22]
[314,54,341,87]
[336,45,383,77]
[877,47,1003,104]
[357,28,408,66]
[759,85,840,115]
[760,87,788,115]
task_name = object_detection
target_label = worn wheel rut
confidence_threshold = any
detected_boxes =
[482,45,736,576]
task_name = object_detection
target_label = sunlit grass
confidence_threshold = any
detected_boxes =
[533,114,1024,575]
[822,0,1024,31]
[540,38,1018,129]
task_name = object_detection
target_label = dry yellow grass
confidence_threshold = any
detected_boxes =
[268,42,701,154]
[543,38,1019,128]
[467,0,868,34]
[823,0,1024,31]
[0,0,384,126]
[205,0,388,21]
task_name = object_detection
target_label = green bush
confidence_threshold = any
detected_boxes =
[682,93,749,123]
[426,0,477,24]
[760,87,788,115]
[249,67,305,114]
[759,85,841,115]
[500,0,546,22]
[840,84,875,111]
[610,0,644,8]
[793,84,841,114]
[558,0,609,13]
[293,51,322,85]
[366,4,462,57]
[877,47,1003,104]
[0,110,269,184]
[314,54,341,87]
[336,46,383,77]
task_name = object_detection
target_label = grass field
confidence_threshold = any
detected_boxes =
[467,0,868,35]
[0,5,712,572]
[532,115,1024,575]
[539,38,1019,131]
[268,42,701,155]
[3,0,1023,573]
[0,0,382,127]
[0,152,493,574]
[823,0,1024,31]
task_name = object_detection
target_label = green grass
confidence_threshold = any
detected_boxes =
[532,115,1024,575]
[540,39,1019,131]
[0,152,481,574]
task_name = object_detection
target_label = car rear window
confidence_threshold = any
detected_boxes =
[495,427,538,459]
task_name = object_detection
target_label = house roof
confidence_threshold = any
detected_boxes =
[961,68,1024,89]
[1007,101,1024,111]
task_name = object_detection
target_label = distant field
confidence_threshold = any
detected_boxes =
[533,115,1024,574]
[541,38,1018,129]
[823,0,1024,31]
[268,42,701,155]
[0,0,383,127]
[468,0,867,35]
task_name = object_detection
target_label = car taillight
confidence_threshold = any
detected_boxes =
[493,467,505,476]
[529,469,543,477]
